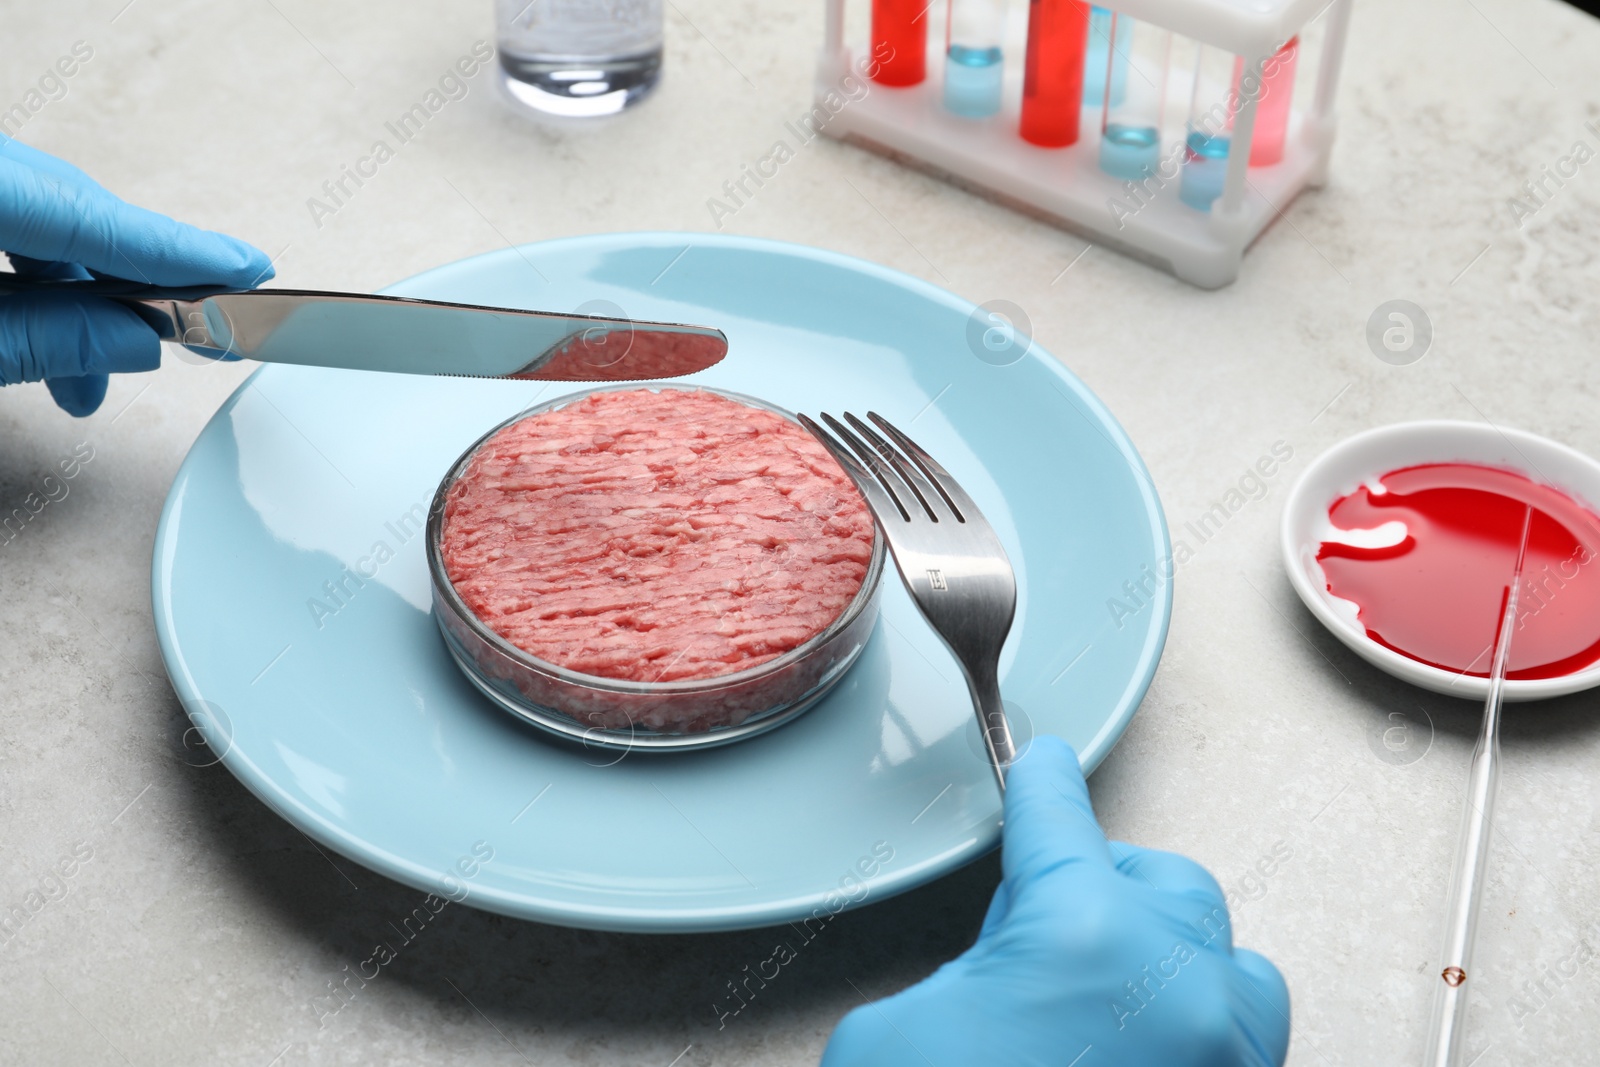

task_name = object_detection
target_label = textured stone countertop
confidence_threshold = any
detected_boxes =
[4,1,1599,1064]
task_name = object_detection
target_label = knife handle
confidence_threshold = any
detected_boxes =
[0,275,236,353]
[0,276,236,299]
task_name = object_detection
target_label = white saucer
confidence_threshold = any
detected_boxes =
[1280,420,1600,702]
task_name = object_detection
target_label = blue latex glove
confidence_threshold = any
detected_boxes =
[0,138,273,416]
[822,736,1291,1067]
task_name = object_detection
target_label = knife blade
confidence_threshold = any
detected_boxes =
[0,278,728,381]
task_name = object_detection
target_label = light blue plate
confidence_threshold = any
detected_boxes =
[152,233,1171,933]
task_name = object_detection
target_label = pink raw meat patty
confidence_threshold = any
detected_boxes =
[440,388,875,683]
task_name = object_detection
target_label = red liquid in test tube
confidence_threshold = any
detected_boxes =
[1236,36,1298,166]
[871,0,928,86]
[1020,0,1090,147]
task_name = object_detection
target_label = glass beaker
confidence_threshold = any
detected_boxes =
[495,0,664,118]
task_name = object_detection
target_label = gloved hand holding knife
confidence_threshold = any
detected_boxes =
[1,140,726,416]
[0,138,274,416]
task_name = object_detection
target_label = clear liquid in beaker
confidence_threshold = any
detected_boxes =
[496,0,663,118]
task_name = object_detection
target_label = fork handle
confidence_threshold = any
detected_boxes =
[968,661,1016,793]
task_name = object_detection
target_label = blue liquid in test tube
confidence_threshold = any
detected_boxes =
[946,44,1003,116]
[1179,45,1235,210]
[1102,124,1161,178]
[944,0,1007,118]
[1097,13,1168,182]
[1083,6,1126,108]
[1179,127,1231,208]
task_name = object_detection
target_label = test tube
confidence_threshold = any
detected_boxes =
[871,0,927,86]
[1020,0,1091,146]
[1239,37,1299,165]
[1082,6,1126,109]
[1098,15,1169,181]
[1179,45,1235,210]
[945,0,1007,117]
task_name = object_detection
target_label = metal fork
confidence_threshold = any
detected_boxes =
[798,411,1018,792]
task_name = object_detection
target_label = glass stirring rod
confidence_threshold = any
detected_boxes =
[1424,504,1532,1066]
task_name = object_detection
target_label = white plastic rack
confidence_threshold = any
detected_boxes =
[815,0,1353,288]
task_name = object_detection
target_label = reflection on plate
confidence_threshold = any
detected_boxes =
[153,233,1170,932]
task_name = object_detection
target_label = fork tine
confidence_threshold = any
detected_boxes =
[819,412,928,523]
[843,412,949,523]
[798,413,911,523]
[867,412,975,524]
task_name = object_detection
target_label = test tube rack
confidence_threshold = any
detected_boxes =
[815,0,1352,288]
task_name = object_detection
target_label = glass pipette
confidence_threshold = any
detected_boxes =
[1423,504,1532,1066]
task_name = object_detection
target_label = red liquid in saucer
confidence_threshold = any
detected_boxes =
[1317,463,1600,680]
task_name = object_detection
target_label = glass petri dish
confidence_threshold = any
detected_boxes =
[425,385,885,752]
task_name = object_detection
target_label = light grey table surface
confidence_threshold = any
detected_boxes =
[4,1,1599,1064]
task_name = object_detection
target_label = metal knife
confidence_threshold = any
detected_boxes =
[0,277,727,381]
